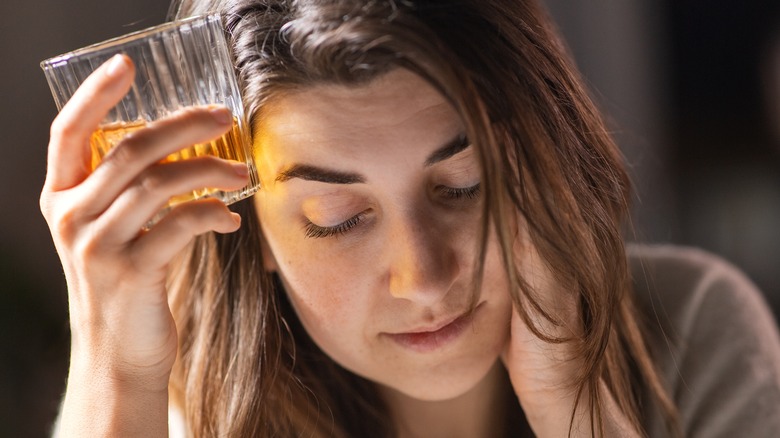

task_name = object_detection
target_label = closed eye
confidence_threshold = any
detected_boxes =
[304,211,369,239]
[302,183,480,239]
[438,183,481,200]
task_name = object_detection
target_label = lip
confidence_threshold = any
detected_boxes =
[384,303,483,353]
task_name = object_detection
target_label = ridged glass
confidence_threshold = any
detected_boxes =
[40,14,259,225]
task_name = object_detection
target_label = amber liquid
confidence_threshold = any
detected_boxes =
[90,118,250,207]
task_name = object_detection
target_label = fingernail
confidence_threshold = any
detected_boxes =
[105,54,129,77]
[210,107,233,125]
[232,162,249,177]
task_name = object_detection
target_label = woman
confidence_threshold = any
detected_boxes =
[43,0,780,436]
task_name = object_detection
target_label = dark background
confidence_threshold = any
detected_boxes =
[1,1,779,436]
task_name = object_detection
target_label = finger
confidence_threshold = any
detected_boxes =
[97,156,249,241]
[45,54,135,192]
[129,198,241,270]
[78,106,234,216]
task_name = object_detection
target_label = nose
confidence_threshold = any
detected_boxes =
[385,210,460,306]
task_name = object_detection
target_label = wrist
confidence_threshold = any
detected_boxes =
[68,314,178,392]
[518,387,593,437]
[57,362,170,437]
[516,380,642,438]
[69,348,173,393]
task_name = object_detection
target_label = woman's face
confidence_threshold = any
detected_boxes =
[253,69,513,401]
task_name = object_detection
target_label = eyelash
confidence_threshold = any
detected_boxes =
[304,212,368,239]
[438,182,482,200]
[304,183,482,239]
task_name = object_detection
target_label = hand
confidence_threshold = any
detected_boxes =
[500,245,588,436]
[41,54,248,435]
[500,245,640,437]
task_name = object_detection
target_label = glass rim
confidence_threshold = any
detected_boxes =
[40,13,221,70]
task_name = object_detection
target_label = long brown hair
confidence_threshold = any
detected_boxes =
[167,0,678,436]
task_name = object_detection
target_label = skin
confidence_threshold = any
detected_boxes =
[254,69,513,399]
[43,56,639,437]
[253,70,514,436]
[42,55,246,436]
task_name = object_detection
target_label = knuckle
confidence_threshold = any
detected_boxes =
[41,189,104,246]
[71,231,95,259]
[166,207,196,233]
[39,191,52,216]
[73,217,119,259]
[39,192,64,229]
[49,204,81,243]
[137,168,168,195]
[102,134,144,169]
[49,115,76,140]
[71,228,106,262]
[170,200,224,232]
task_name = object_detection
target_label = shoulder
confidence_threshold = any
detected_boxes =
[627,244,774,335]
[627,244,780,437]
[627,244,779,348]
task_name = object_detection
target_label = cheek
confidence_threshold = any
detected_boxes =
[271,246,371,368]
[256,198,373,346]
[271,239,353,323]
[276,253,383,376]
[283,257,359,330]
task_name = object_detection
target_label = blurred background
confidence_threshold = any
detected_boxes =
[1,0,778,435]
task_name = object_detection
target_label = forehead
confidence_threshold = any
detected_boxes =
[253,69,463,161]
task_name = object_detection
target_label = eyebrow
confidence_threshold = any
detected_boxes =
[275,133,470,184]
[424,133,470,167]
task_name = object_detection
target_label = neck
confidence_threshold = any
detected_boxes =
[378,361,512,438]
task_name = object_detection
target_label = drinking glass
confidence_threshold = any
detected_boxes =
[40,14,260,225]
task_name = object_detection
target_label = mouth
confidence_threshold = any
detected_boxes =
[383,303,483,353]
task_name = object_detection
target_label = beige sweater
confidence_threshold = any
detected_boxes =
[630,244,780,437]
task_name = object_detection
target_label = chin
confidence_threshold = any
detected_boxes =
[378,347,505,402]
